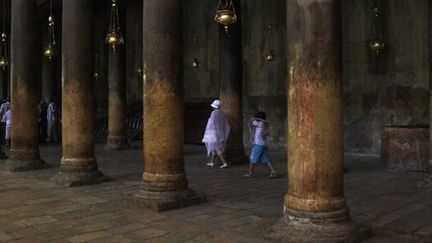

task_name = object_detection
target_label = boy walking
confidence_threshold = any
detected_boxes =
[244,112,277,178]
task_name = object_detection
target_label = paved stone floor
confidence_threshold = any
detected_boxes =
[0,143,432,242]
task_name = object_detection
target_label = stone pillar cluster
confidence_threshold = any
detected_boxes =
[2,0,377,240]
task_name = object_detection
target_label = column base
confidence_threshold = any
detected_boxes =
[132,187,207,212]
[267,209,371,243]
[104,142,128,151]
[6,158,48,171]
[52,169,108,187]
[104,136,128,151]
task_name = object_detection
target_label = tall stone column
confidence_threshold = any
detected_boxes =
[105,4,127,151]
[268,0,368,241]
[219,0,246,165]
[7,0,47,171]
[53,0,105,187]
[133,0,205,211]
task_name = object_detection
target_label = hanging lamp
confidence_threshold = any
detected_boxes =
[105,0,124,53]
[214,0,237,34]
[43,0,56,61]
[369,5,385,54]
[0,0,8,70]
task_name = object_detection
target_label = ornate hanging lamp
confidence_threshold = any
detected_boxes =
[0,0,8,70]
[214,0,237,34]
[43,0,56,61]
[105,0,124,53]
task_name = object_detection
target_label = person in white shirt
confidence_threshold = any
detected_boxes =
[2,109,11,147]
[243,111,277,178]
[46,98,57,142]
[202,100,231,169]
[0,98,10,119]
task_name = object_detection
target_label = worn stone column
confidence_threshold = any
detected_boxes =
[105,46,127,150]
[7,0,47,171]
[53,0,105,187]
[268,0,369,241]
[133,0,205,211]
[219,0,247,165]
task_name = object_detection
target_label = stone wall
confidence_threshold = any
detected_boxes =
[343,0,429,154]
[54,0,430,155]
[181,0,430,154]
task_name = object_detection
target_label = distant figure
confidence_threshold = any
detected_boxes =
[0,97,10,118]
[38,100,47,142]
[202,99,230,169]
[0,98,10,145]
[46,98,57,142]
[2,109,11,147]
[243,112,277,178]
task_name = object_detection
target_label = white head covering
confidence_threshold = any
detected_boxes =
[211,100,221,109]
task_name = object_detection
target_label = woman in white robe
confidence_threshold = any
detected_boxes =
[202,100,230,168]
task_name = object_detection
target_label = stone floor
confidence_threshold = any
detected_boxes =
[0,142,432,243]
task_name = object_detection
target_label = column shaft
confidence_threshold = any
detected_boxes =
[105,1,127,151]
[8,0,46,171]
[42,57,57,103]
[219,0,246,164]
[53,0,105,187]
[133,0,205,211]
[269,0,368,241]
[429,0,432,173]
[105,46,127,150]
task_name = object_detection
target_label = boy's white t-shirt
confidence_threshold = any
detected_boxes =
[252,120,267,146]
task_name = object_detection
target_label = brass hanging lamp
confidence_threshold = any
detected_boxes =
[214,0,237,34]
[0,0,8,70]
[106,0,124,53]
[43,0,56,61]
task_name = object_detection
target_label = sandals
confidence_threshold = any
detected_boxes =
[269,173,279,178]
[243,173,254,178]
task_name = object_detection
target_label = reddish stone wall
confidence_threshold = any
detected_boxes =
[381,126,429,172]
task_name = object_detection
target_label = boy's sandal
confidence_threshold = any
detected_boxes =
[269,173,279,178]
[243,174,254,178]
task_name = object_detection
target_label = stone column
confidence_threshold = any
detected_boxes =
[429,0,432,174]
[219,0,246,165]
[7,0,47,171]
[42,56,57,103]
[105,5,127,151]
[133,0,205,211]
[268,0,368,241]
[53,0,105,187]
